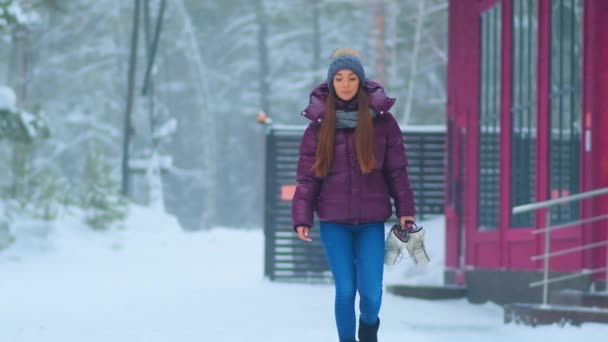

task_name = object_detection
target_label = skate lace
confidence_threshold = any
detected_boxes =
[386,223,427,265]
[385,243,405,265]
[406,230,430,265]
[409,237,425,255]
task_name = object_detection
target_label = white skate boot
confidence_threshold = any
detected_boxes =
[384,221,430,268]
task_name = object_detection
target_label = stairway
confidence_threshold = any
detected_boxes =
[504,288,608,326]
[386,284,467,300]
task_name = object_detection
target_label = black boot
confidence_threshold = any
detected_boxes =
[358,318,380,342]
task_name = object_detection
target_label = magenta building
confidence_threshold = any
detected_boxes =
[445,0,608,303]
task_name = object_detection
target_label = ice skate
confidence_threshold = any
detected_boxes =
[384,221,430,267]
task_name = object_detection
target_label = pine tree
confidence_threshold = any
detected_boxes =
[0,214,14,251]
[82,148,128,231]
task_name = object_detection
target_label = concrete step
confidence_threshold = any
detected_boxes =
[504,302,608,326]
[551,289,608,308]
[386,284,467,300]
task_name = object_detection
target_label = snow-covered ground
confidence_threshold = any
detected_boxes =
[1,205,607,342]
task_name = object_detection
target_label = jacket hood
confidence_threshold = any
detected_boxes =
[300,80,396,122]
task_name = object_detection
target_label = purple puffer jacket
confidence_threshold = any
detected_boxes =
[291,80,416,229]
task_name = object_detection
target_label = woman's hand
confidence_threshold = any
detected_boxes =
[296,226,312,242]
[400,216,416,228]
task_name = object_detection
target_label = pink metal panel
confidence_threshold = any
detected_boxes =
[507,240,536,269]
[445,0,464,270]
[467,0,505,270]
[542,0,584,272]
[475,240,501,268]
[444,0,484,270]
[446,0,606,275]
[465,1,482,269]
[581,0,598,271]
[550,240,585,271]
[596,4,608,279]
[506,228,536,269]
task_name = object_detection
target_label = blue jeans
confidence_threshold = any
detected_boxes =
[320,221,385,342]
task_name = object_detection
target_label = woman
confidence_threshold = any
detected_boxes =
[291,48,416,342]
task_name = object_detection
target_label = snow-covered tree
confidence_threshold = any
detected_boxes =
[0,0,448,232]
[82,148,128,231]
[0,0,39,31]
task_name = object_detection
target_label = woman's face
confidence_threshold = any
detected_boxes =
[332,69,359,101]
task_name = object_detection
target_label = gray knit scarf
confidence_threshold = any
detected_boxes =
[336,109,378,128]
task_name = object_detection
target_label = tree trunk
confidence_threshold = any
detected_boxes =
[121,0,141,197]
[142,0,168,212]
[11,26,31,200]
[256,0,270,115]
[402,0,426,125]
[312,0,321,85]
[174,0,216,228]
[142,0,167,96]
[370,0,387,86]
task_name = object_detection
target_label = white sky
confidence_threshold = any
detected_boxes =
[1,205,607,342]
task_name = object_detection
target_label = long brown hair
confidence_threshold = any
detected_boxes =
[312,85,375,177]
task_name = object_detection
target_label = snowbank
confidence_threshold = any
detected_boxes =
[0,203,183,261]
[0,85,17,111]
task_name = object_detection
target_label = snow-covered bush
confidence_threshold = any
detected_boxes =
[0,210,15,251]
[0,85,16,110]
[28,166,70,221]
[0,86,50,142]
[0,0,39,31]
[81,149,128,231]
[0,1,20,29]
[0,154,70,248]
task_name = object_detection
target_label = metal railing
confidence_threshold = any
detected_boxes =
[512,187,608,306]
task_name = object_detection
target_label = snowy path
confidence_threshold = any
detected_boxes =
[1,208,608,341]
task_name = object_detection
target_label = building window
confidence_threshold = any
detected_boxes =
[549,0,581,225]
[479,4,501,230]
[511,0,538,228]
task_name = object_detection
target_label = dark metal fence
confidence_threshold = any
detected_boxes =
[263,124,446,282]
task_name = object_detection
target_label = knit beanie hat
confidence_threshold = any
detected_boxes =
[326,48,366,86]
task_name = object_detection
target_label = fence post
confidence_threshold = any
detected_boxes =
[419,134,426,220]
[264,128,276,280]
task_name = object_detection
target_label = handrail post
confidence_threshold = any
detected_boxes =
[512,187,608,300]
[542,209,551,306]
